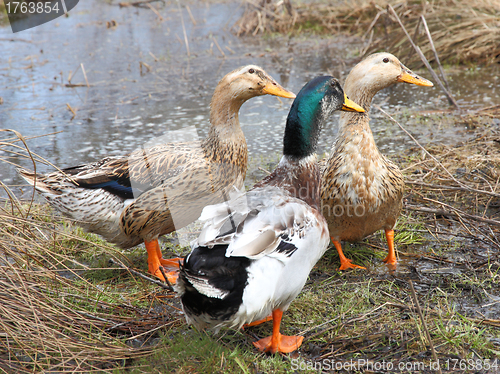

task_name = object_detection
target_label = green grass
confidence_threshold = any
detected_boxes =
[129,329,295,374]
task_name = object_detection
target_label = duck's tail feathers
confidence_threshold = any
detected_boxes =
[16,167,62,195]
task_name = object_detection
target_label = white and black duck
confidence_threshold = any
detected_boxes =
[175,76,364,353]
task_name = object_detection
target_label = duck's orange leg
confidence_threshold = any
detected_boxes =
[242,315,273,329]
[252,309,303,354]
[153,241,183,269]
[383,229,397,267]
[332,239,366,271]
[151,240,182,283]
[145,239,166,281]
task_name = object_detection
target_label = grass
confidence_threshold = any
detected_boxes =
[132,330,294,373]
[1,111,500,373]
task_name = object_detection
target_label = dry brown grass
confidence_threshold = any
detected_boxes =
[0,203,161,372]
[234,0,500,65]
[396,109,500,254]
[0,131,183,373]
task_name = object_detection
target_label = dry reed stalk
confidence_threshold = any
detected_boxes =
[385,5,460,109]
[408,280,443,374]
[177,0,190,56]
[234,0,500,65]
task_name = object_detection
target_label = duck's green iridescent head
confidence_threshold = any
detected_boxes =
[283,76,363,159]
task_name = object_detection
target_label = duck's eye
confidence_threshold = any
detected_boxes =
[248,68,255,74]
[383,58,389,63]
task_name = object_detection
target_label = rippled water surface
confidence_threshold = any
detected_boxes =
[1,0,499,187]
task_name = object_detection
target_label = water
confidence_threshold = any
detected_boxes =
[1,0,499,188]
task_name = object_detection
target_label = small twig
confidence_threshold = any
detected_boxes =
[0,131,62,145]
[258,167,271,175]
[125,321,177,341]
[118,0,161,7]
[159,266,174,291]
[473,104,500,113]
[360,29,374,56]
[80,63,90,88]
[0,37,34,43]
[146,3,163,21]
[406,180,500,198]
[420,15,450,92]
[467,318,500,328]
[211,36,226,58]
[177,0,190,56]
[409,280,443,374]
[405,205,500,227]
[66,103,77,120]
[362,10,383,40]
[75,311,118,325]
[139,61,152,75]
[386,5,459,109]
[67,64,81,84]
[186,5,196,25]
[149,51,158,61]
[64,83,88,87]
[406,15,421,62]
[110,258,172,291]
[305,302,387,341]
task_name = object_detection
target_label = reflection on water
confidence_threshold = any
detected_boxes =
[0,0,499,188]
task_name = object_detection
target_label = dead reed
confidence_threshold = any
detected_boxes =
[398,111,500,258]
[234,0,500,65]
[0,131,181,373]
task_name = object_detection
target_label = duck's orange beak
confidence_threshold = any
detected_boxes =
[341,94,365,112]
[262,82,296,99]
[397,65,434,87]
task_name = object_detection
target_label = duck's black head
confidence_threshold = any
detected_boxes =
[283,76,347,159]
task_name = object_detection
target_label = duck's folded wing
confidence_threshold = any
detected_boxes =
[67,142,202,198]
[196,187,314,260]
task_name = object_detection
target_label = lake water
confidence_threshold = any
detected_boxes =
[1,0,499,191]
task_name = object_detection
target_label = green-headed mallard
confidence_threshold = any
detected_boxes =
[18,65,295,282]
[321,53,433,270]
[175,76,364,354]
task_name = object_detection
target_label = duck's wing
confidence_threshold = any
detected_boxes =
[111,142,205,187]
[196,186,320,260]
[19,141,205,200]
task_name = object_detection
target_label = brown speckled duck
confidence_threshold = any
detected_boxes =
[18,65,295,282]
[321,53,433,270]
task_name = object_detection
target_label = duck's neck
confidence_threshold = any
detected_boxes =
[202,86,248,173]
[283,98,326,159]
[268,88,326,209]
[254,154,321,210]
[346,87,376,113]
[337,77,380,146]
[205,85,247,145]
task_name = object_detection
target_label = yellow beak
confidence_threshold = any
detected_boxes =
[397,65,434,87]
[341,94,365,112]
[262,82,296,99]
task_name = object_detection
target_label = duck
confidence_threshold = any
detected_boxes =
[321,53,433,270]
[175,76,365,354]
[17,65,295,283]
